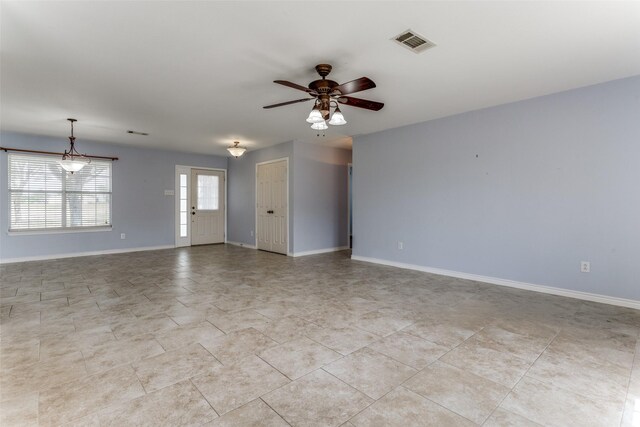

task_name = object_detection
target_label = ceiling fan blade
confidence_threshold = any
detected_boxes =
[263,98,314,109]
[337,96,384,111]
[332,77,376,95]
[274,80,317,94]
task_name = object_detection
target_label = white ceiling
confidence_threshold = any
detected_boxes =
[2,1,640,155]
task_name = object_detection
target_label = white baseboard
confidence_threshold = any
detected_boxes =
[226,241,257,250]
[351,255,640,310]
[226,242,347,258]
[0,245,174,264]
[290,246,349,258]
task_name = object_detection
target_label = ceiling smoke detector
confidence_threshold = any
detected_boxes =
[392,29,436,53]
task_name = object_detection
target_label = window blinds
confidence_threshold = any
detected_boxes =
[8,153,112,231]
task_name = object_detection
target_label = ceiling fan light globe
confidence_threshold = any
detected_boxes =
[310,121,328,131]
[306,108,324,124]
[328,110,347,125]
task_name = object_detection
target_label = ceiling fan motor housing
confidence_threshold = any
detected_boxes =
[315,64,332,77]
[309,64,340,94]
[309,79,339,94]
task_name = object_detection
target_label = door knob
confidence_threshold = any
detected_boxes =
[191,212,196,215]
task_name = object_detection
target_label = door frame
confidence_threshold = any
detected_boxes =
[347,162,352,249]
[255,157,289,254]
[175,165,227,247]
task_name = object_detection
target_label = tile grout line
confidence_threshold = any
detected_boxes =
[385,335,483,425]
[189,378,220,418]
[619,334,640,426]
[302,333,356,358]
[527,320,634,406]
[480,329,561,426]
[254,353,297,381]
[259,397,294,427]
[391,321,526,425]
[196,341,224,366]
[131,363,149,395]
[319,367,381,418]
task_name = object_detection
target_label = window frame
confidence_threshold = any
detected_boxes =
[7,152,113,235]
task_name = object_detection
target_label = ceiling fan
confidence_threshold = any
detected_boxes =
[263,64,384,132]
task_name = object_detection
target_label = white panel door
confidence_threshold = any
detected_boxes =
[257,162,272,251]
[256,160,288,254]
[191,169,225,245]
[270,160,288,254]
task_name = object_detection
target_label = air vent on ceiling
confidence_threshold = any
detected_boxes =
[392,29,436,53]
[127,130,149,136]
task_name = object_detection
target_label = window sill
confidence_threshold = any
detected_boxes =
[8,226,113,236]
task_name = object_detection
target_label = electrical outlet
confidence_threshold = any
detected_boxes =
[164,190,174,196]
[397,241,404,250]
[250,230,254,237]
[580,261,590,273]
[120,233,126,240]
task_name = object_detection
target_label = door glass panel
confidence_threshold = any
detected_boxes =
[197,175,219,210]
[179,173,188,237]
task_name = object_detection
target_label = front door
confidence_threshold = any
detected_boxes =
[256,160,288,254]
[191,169,225,245]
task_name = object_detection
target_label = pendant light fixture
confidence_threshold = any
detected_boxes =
[227,141,246,158]
[59,118,90,174]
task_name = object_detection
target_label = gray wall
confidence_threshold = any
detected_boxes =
[0,132,227,261]
[227,141,294,249]
[353,75,640,300]
[226,140,351,254]
[293,142,351,253]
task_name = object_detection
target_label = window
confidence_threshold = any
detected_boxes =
[8,153,112,231]
[197,175,219,210]
[179,173,188,237]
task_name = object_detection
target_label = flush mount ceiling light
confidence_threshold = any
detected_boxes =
[59,118,91,174]
[227,141,246,158]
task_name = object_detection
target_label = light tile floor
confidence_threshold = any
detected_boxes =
[1,245,639,426]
